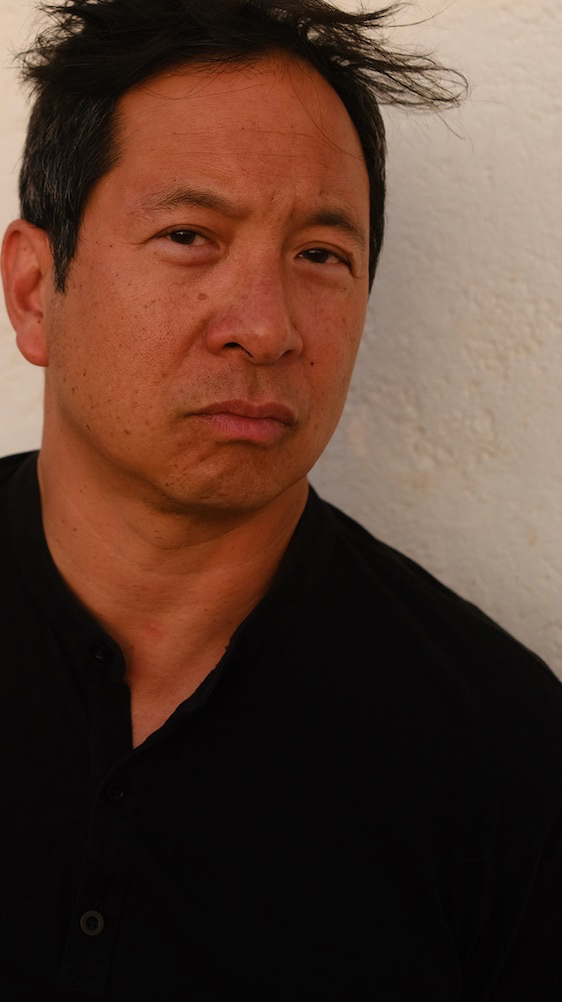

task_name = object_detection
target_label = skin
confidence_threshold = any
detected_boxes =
[2,54,371,744]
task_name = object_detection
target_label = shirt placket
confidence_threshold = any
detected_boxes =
[56,636,140,996]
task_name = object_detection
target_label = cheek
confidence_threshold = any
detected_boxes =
[63,274,192,385]
[103,269,215,380]
[305,299,364,391]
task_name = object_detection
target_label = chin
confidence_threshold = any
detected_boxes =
[146,465,308,518]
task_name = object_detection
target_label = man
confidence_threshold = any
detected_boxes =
[1,0,561,998]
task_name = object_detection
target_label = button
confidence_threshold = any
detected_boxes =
[105,781,127,803]
[92,644,110,663]
[80,910,105,937]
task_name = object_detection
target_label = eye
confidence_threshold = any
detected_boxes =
[299,247,348,267]
[166,229,206,246]
[153,226,217,264]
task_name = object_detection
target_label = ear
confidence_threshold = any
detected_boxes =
[1,220,54,367]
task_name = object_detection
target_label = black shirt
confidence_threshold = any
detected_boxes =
[1,451,562,1000]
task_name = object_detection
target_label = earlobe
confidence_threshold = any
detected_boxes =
[1,220,53,367]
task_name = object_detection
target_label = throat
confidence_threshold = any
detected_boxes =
[126,635,229,747]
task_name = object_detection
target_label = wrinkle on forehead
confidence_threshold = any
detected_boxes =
[119,52,366,168]
[91,52,370,250]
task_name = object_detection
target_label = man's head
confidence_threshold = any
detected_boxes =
[2,1,464,517]
[18,0,464,293]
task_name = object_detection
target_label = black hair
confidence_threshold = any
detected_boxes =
[17,0,467,291]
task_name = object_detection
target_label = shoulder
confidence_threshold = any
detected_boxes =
[0,450,37,488]
[305,494,562,767]
[0,451,39,539]
[315,491,555,684]
[299,493,562,861]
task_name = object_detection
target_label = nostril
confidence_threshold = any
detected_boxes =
[225,342,253,356]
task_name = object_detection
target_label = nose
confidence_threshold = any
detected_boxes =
[204,261,303,365]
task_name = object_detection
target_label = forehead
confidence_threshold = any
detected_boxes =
[107,54,369,218]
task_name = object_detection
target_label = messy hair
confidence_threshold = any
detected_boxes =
[17,0,467,291]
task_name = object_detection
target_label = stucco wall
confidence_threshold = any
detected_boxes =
[1,1,561,674]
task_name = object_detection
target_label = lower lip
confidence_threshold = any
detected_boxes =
[194,412,290,444]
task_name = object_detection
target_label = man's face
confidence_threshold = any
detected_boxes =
[39,54,370,513]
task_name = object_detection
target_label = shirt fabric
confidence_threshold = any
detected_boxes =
[1,450,562,1000]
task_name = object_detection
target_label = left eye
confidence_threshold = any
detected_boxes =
[299,248,344,265]
[167,230,206,245]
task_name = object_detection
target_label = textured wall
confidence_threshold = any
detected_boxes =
[1,2,561,674]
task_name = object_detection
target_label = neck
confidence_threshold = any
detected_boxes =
[37,438,308,742]
[38,445,308,624]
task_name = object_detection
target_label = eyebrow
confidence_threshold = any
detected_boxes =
[138,186,366,251]
[304,209,366,252]
[138,186,240,217]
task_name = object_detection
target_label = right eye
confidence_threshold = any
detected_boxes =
[166,229,206,245]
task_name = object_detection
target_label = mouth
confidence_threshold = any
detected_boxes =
[191,399,297,445]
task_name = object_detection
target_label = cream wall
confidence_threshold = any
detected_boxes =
[1,2,561,674]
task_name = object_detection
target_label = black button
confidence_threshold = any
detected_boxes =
[106,781,127,803]
[80,910,105,937]
[92,644,110,663]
